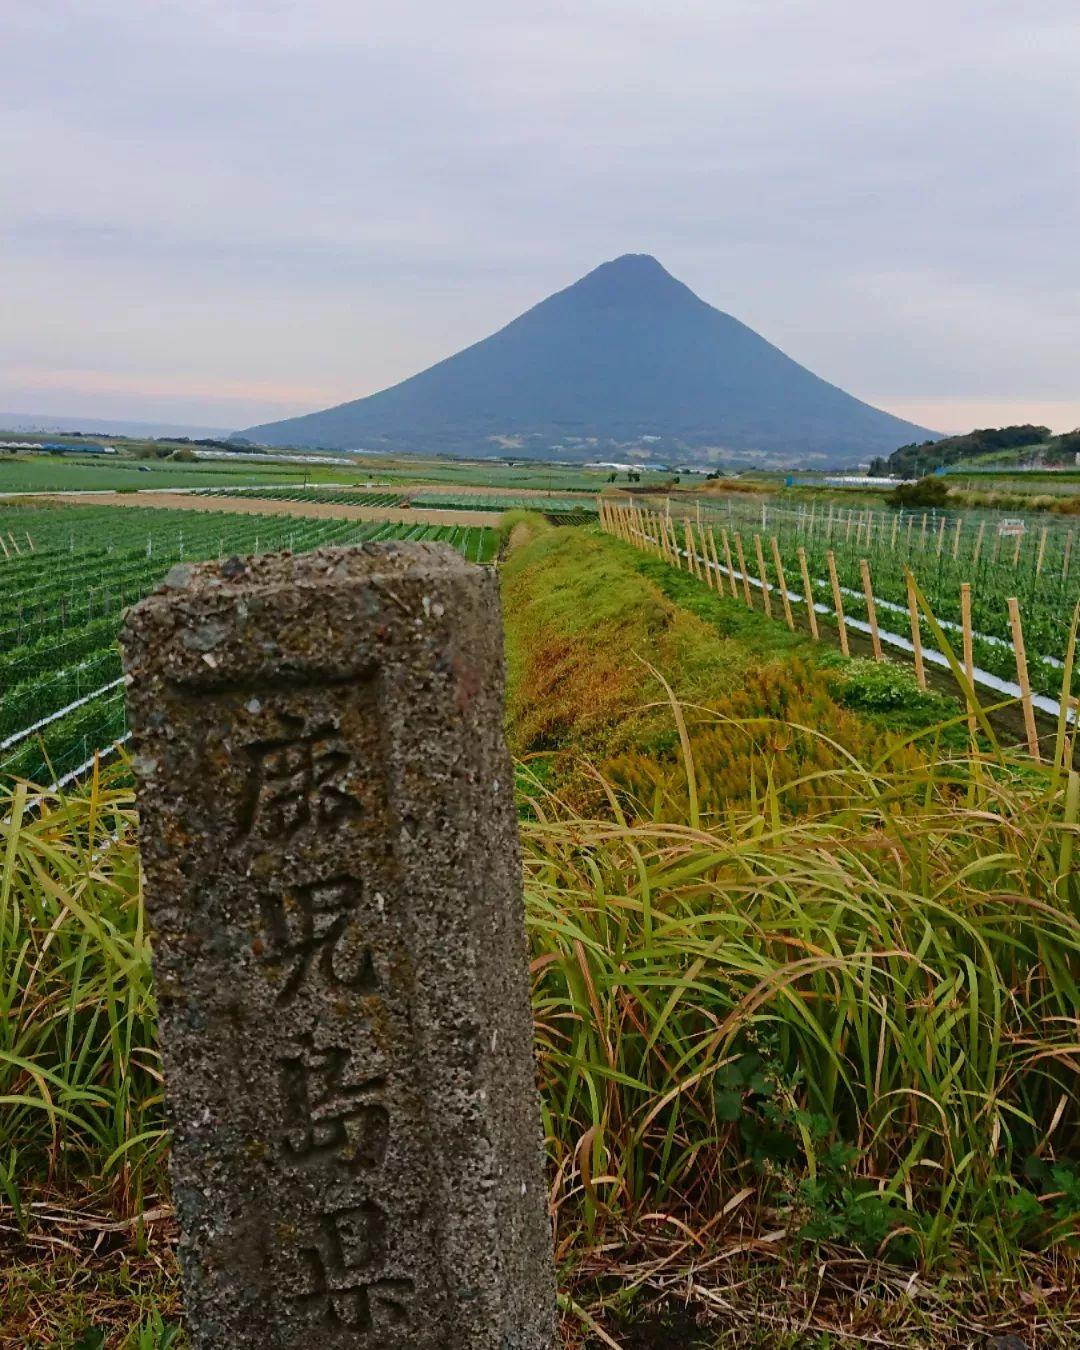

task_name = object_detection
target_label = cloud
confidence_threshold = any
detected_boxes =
[1,0,1078,430]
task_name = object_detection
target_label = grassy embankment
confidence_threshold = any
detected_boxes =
[2,516,1079,1346]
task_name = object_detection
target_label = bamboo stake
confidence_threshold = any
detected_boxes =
[890,514,899,550]
[25,533,34,552]
[1063,531,1074,583]
[1008,597,1040,761]
[826,550,849,656]
[660,515,673,564]
[684,521,701,579]
[695,523,709,582]
[650,511,665,558]
[1012,531,1022,567]
[797,547,819,639]
[0,535,9,560]
[960,582,977,743]
[706,525,722,591]
[860,559,882,661]
[770,536,794,630]
[669,516,682,567]
[936,516,946,556]
[1035,526,1047,576]
[721,529,738,599]
[906,571,926,690]
[845,511,853,543]
[905,515,914,550]
[658,513,674,565]
[920,513,928,549]
[691,521,704,578]
[753,534,773,618]
[973,520,985,567]
[8,533,21,556]
[991,530,1001,565]
[733,533,753,608]
[951,516,962,561]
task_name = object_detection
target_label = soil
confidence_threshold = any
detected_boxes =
[41,490,503,528]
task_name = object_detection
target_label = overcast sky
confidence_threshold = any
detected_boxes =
[3,0,1078,435]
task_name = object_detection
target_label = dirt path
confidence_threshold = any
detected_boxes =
[42,491,504,528]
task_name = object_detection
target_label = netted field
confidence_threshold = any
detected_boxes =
[636,494,1080,703]
[0,504,498,784]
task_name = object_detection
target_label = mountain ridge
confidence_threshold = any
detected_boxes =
[241,255,938,466]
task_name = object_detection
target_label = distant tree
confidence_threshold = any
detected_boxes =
[607,471,617,482]
[886,476,950,509]
[171,447,196,462]
[884,425,1052,479]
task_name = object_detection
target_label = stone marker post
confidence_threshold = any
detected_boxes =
[121,543,556,1350]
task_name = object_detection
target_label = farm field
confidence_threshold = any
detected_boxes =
[0,503,497,786]
[194,483,599,517]
[0,454,323,495]
[631,493,1080,707]
[4,515,1080,1347]
[34,488,505,528]
[0,441,639,497]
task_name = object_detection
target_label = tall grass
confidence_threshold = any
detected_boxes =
[1,718,1078,1286]
[0,765,163,1222]
[525,713,1080,1270]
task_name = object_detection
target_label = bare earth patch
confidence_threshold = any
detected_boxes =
[41,490,503,528]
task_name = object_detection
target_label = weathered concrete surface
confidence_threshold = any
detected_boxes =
[121,543,555,1349]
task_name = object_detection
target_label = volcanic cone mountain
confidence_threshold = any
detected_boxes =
[242,254,936,465]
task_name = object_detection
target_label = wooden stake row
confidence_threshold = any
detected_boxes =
[600,497,1054,761]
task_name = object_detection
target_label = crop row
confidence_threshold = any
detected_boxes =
[194,485,598,515]
[0,509,498,782]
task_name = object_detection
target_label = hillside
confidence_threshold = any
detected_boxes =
[241,254,937,467]
[874,424,1080,477]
